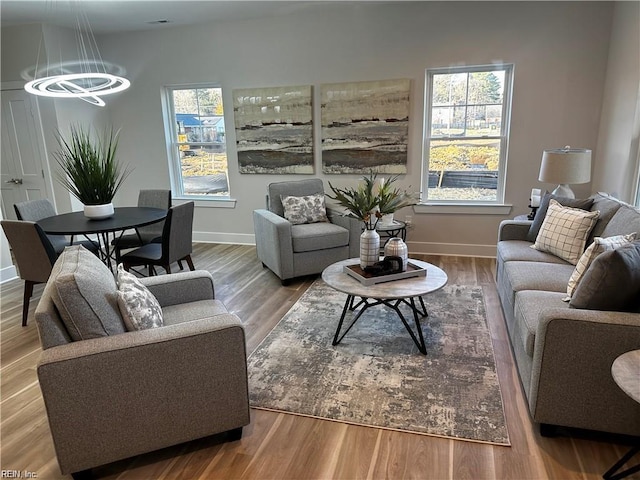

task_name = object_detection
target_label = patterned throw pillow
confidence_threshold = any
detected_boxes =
[532,199,600,265]
[281,194,329,225]
[565,233,637,300]
[115,264,163,331]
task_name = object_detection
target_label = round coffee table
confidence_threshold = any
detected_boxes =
[321,258,448,354]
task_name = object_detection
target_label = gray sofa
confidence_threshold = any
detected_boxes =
[496,192,640,437]
[35,246,250,477]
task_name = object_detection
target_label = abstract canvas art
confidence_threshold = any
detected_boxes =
[321,79,410,174]
[233,85,313,174]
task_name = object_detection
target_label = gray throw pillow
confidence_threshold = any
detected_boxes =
[527,193,594,242]
[570,241,640,312]
[49,245,126,341]
[116,265,164,331]
[281,193,329,225]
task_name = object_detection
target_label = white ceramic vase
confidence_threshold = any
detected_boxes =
[384,237,408,271]
[359,228,380,268]
[84,203,114,220]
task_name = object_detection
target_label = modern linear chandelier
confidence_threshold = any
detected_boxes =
[23,4,130,107]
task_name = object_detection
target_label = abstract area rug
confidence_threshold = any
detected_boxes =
[247,279,510,445]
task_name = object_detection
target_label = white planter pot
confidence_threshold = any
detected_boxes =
[380,213,394,226]
[360,228,380,268]
[84,203,114,220]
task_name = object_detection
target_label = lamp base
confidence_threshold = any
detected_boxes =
[551,184,575,199]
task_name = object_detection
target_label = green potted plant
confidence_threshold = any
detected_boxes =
[328,172,419,268]
[54,125,131,219]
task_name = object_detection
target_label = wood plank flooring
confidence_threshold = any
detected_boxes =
[0,243,633,479]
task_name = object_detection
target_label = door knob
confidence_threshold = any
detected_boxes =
[5,178,23,184]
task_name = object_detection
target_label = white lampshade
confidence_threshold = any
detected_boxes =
[538,146,591,198]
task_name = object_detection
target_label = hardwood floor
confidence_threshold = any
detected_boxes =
[0,243,632,479]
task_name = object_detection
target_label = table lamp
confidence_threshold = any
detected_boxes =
[538,146,591,199]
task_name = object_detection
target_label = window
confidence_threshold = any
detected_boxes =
[422,64,513,203]
[164,86,229,198]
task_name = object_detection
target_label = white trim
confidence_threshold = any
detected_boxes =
[0,266,18,284]
[173,198,237,209]
[414,203,512,215]
[193,231,255,245]
[421,63,514,205]
[407,240,496,258]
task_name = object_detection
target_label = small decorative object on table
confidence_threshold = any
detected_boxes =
[54,125,131,220]
[384,237,408,271]
[528,188,542,220]
[328,172,419,269]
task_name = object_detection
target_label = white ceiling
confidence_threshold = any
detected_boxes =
[0,1,329,34]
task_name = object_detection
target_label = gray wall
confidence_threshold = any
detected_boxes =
[593,1,640,201]
[2,1,637,260]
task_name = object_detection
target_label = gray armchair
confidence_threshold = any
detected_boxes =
[35,246,249,478]
[253,179,360,284]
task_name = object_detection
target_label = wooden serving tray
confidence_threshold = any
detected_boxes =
[343,261,426,286]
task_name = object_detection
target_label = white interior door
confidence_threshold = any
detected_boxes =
[1,89,52,220]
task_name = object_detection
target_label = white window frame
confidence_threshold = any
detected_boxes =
[162,84,235,207]
[421,64,514,208]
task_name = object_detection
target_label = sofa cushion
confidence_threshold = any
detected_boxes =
[514,290,570,357]
[291,222,349,253]
[162,299,229,325]
[570,241,640,312]
[566,233,636,299]
[526,193,594,242]
[498,240,570,265]
[587,192,623,243]
[116,265,163,331]
[504,261,575,295]
[49,245,125,341]
[533,200,599,265]
[281,193,329,225]
[600,203,640,239]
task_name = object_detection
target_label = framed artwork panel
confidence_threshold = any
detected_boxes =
[321,79,411,174]
[233,85,313,174]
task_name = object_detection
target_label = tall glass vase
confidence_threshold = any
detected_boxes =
[360,228,380,268]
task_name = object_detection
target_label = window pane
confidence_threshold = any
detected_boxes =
[468,71,504,104]
[432,73,467,105]
[169,87,229,197]
[427,139,500,201]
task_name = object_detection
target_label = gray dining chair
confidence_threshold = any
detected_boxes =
[121,202,195,275]
[1,220,57,326]
[14,199,98,255]
[112,189,171,261]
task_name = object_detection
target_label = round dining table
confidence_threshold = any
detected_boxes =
[37,207,167,270]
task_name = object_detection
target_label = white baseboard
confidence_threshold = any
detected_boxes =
[0,265,18,284]
[406,241,497,258]
[193,231,255,245]
[192,231,495,258]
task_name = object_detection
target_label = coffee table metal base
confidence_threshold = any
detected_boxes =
[332,294,429,354]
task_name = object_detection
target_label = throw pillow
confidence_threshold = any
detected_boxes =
[49,245,125,341]
[570,241,640,312]
[565,233,637,300]
[532,199,600,265]
[281,193,329,225]
[526,193,594,242]
[116,264,164,331]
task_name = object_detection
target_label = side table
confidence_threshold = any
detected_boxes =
[376,220,407,250]
[603,349,640,480]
